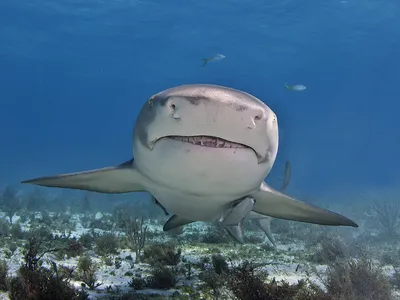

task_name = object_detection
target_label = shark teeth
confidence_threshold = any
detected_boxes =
[169,135,247,149]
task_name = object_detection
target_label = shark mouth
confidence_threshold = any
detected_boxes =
[168,135,249,149]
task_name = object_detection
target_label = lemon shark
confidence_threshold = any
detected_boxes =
[22,84,358,237]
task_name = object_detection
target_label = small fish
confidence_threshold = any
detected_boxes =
[281,160,292,192]
[284,83,306,91]
[202,54,225,67]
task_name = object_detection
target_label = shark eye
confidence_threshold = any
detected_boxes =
[148,97,154,107]
[170,103,176,110]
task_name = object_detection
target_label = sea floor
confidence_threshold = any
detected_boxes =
[0,207,399,300]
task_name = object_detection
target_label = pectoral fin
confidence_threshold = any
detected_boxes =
[221,197,255,227]
[251,182,358,227]
[21,158,146,194]
[224,223,244,244]
[163,214,195,231]
[256,217,276,247]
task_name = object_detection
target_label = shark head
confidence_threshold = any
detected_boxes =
[132,84,279,195]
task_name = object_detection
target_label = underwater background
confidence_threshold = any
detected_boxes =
[1,0,400,299]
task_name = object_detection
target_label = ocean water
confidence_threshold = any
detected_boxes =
[1,0,400,299]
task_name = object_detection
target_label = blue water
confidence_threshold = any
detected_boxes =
[1,0,399,201]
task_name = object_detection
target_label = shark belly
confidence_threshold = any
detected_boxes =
[148,184,238,222]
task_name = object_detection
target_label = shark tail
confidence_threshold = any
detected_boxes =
[284,83,291,90]
[202,58,209,67]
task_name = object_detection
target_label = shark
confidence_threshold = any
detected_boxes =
[22,84,358,239]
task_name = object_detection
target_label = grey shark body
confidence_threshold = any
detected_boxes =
[22,84,358,235]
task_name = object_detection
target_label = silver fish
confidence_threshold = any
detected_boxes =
[202,54,225,67]
[284,83,306,91]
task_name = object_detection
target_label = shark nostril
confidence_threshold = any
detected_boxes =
[170,103,180,119]
[254,115,262,121]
